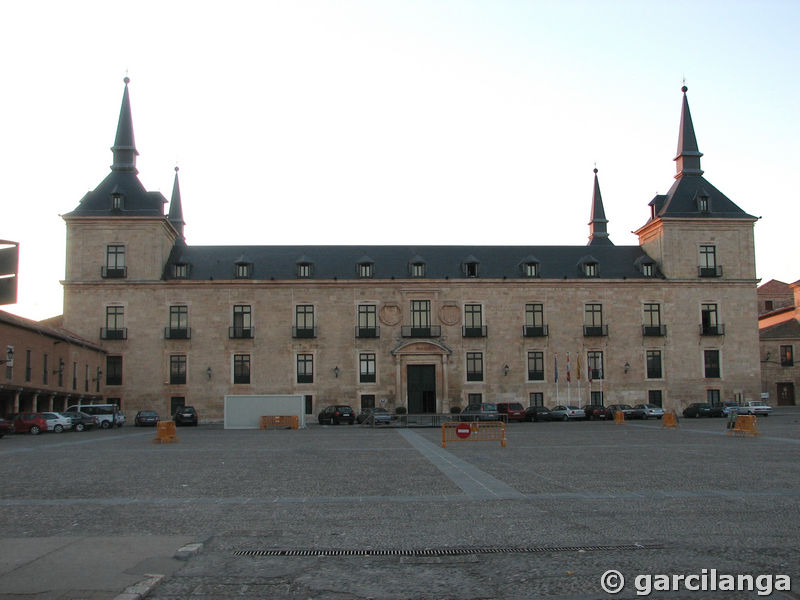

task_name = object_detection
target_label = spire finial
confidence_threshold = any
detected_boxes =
[674,83,703,178]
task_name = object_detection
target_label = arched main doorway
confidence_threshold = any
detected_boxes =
[391,340,452,414]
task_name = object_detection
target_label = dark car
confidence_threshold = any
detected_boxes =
[318,405,355,425]
[67,411,99,432]
[583,404,608,420]
[496,402,526,422]
[523,406,553,422]
[12,412,49,435]
[134,410,160,426]
[683,403,725,418]
[0,418,11,438]
[174,406,198,426]
[357,407,392,425]
[607,404,646,420]
[460,403,501,422]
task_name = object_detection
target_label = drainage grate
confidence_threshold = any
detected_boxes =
[233,543,661,558]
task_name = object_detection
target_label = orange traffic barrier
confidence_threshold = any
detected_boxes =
[661,412,679,429]
[260,415,299,430]
[441,421,506,448]
[728,414,760,437]
[153,421,179,444]
[614,411,626,424]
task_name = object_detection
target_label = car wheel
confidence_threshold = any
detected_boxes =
[101,421,111,429]
[30,425,41,435]
[54,424,64,433]
[75,423,85,432]
[695,413,700,418]
[562,415,568,422]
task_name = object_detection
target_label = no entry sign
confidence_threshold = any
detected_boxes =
[456,423,471,438]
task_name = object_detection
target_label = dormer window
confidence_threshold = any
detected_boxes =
[696,189,711,213]
[463,262,479,278]
[584,263,598,277]
[524,262,540,278]
[358,262,374,278]
[641,263,654,277]
[635,256,657,278]
[297,262,312,278]
[234,262,253,279]
[578,255,599,278]
[173,263,189,279]
[110,193,124,211]
[409,259,426,278]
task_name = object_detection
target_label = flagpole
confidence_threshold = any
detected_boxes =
[555,353,559,404]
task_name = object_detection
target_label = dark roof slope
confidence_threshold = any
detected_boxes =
[759,319,800,340]
[164,244,658,281]
[654,175,755,220]
[64,171,167,217]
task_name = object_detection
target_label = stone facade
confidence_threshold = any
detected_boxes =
[59,81,762,421]
[758,281,800,406]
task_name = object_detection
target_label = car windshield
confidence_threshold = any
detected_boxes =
[509,403,523,410]
[482,404,497,410]
[141,411,158,416]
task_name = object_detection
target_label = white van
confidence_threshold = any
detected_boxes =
[65,404,122,429]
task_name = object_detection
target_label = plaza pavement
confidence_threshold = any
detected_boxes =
[1,408,799,599]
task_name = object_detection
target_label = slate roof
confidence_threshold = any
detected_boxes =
[163,244,658,281]
[64,170,167,217]
[759,319,800,340]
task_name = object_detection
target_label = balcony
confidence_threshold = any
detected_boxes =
[164,327,191,340]
[360,373,376,383]
[466,372,483,382]
[698,266,723,278]
[700,324,725,336]
[293,326,317,339]
[297,374,313,384]
[528,370,544,381]
[704,367,721,378]
[523,325,549,337]
[229,326,254,339]
[583,325,608,337]
[100,328,127,340]
[589,369,603,380]
[101,266,127,279]
[401,325,442,338]
[462,326,487,338]
[355,326,380,339]
[642,325,667,337]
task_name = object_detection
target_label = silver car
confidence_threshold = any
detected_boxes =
[549,405,586,421]
[634,404,664,419]
[41,412,74,433]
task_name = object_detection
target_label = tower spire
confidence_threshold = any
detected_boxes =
[168,166,185,238]
[588,167,612,246]
[110,76,139,174]
[674,85,703,178]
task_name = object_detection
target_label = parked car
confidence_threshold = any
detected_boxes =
[549,405,586,421]
[633,404,664,419]
[318,405,355,425]
[0,418,11,438]
[134,410,160,426]
[173,406,198,426]
[460,403,501,422]
[115,411,126,427]
[523,406,553,422]
[12,412,49,435]
[583,404,608,420]
[682,403,724,418]
[41,412,74,433]
[67,411,99,432]
[735,401,773,416]
[65,404,120,429]
[496,402,526,422]
[357,407,392,425]
[606,404,646,420]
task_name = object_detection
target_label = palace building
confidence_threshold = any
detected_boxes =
[59,80,761,420]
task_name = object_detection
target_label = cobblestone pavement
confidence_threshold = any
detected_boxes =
[1,410,799,599]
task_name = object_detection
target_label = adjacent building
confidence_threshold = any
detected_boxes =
[758,280,800,406]
[60,80,761,420]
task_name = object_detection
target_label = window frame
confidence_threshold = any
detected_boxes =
[233,354,251,384]
[527,351,544,381]
[466,351,484,382]
[169,355,187,385]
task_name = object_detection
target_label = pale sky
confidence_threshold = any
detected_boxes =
[1,0,798,321]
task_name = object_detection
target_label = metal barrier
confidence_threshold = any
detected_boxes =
[728,414,760,437]
[441,421,506,448]
[153,421,179,444]
[614,411,626,424]
[661,412,679,429]
[260,415,299,430]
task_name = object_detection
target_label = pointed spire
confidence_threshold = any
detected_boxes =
[674,85,703,178]
[110,77,139,174]
[588,167,612,246]
[168,166,185,238]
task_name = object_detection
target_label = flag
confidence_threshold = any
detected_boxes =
[566,352,571,383]
[576,353,582,381]
[588,357,593,383]
[554,354,558,383]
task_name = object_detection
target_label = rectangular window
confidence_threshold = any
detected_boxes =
[529,392,544,407]
[642,303,664,336]
[646,350,662,379]
[170,355,187,385]
[106,356,123,386]
[167,305,190,338]
[527,351,544,381]
[584,263,598,277]
[359,263,373,278]
[359,353,376,383]
[57,359,64,387]
[701,303,721,335]
[103,244,126,278]
[43,353,48,384]
[707,389,721,406]
[297,263,312,278]
[699,245,721,277]
[524,303,547,337]
[231,305,252,338]
[587,351,604,380]
[590,391,604,405]
[72,362,77,390]
[463,304,485,337]
[524,263,539,278]
[25,349,31,382]
[584,304,606,336]
[648,390,663,407]
[297,354,313,383]
[305,394,313,415]
[466,352,483,382]
[410,263,425,278]
[174,263,189,278]
[360,395,376,409]
[411,300,430,328]
[468,393,483,404]
[294,305,315,338]
[357,304,378,338]
[780,345,794,367]
[704,349,720,378]
[233,354,250,384]
[103,306,126,339]
[235,263,252,278]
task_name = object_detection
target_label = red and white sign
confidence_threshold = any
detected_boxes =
[456,423,471,438]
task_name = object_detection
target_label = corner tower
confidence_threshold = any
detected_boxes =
[635,86,757,280]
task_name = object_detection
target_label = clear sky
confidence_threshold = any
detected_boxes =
[1,0,798,320]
